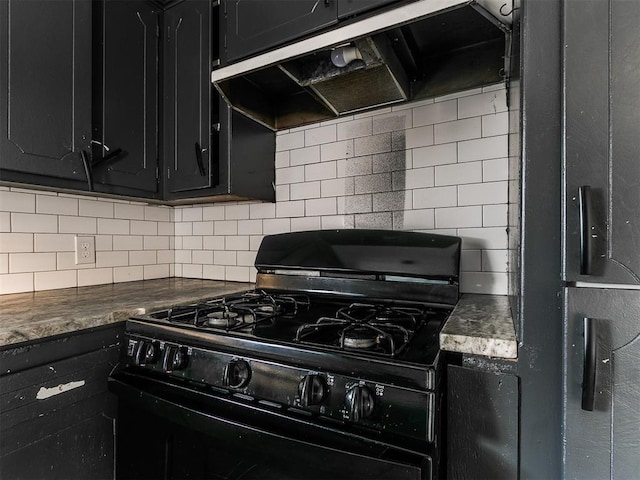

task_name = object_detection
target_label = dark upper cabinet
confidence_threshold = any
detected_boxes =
[337,0,399,19]
[564,287,640,479]
[222,0,338,64]
[164,0,213,195]
[92,0,161,197]
[0,0,92,189]
[564,0,640,285]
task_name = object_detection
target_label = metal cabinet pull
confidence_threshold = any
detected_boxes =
[581,317,597,411]
[195,142,206,176]
[80,150,94,192]
[578,185,594,275]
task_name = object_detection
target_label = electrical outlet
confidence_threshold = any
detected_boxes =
[75,235,95,265]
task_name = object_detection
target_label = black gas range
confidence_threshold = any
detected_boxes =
[109,229,461,480]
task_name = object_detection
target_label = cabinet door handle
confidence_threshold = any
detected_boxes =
[195,142,206,176]
[578,185,594,275]
[581,317,597,411]
[80,150,94,192]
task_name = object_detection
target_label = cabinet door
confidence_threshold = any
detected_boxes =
[92,0,160,196]
[564,287,640,480]
[564,0,640,284]
[222,0,338,63]
[338,0,399,19]
[0,0,92,186]
[164,0,213,194]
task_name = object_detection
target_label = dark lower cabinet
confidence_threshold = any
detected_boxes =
[447,362,519,480]
[0,0,93,190]
[0,324,124,480]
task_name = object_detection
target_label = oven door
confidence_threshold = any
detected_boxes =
[109,370,433,480]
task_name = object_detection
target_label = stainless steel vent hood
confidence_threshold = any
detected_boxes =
[212,0,510,131]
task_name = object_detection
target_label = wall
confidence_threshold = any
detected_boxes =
[0,84,510,296]
[174,84,510,294]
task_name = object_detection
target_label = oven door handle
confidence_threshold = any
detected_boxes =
[581,317,597,411]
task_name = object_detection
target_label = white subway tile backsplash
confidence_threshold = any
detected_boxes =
[174,222,193,236]
[337,118,373,140]
[203,264,225,280]
[354,173,391,194]
[0,233,34,253]
[372,151,407,174]
[276,200,305,218]
[250,203,276,219]
[158,222,174,236]
[10,252,57,273]
[275,151,290,169]
[237,250,257,267]
[97,218,128,235]
[435,206,483,229]
[458,135,508,163]
[413,186,458,209]
[461,250,482,272]
[34,234,75,252]
[113,235,143,251]
[321,178,353,197]
[339,194,372,214]
[458,90,508,119]
[115,204,144,220]
[192,250,214,265]
[226,266,251,282]
[354,133,392,156]
[202,205,225,221]
[290,145,320,166]
[0,254,7,274]
[320,139,354,162]
[130,250,157,266]
[291,216,321,232]
[435,162,482,186]
[57,252,92,271]
[305,162,337,182]
[305,198,336,216]
[157,250,175,264]
[460,271,508,295]
[275,185,290,202]
[249,235,264,251]
[114,266,144,283]
[79,199,114,218]
[35,270,76,291]
[337,156,372,177]
[276,131,305,151]
[0,212,10,232]
[145,205,171,222]
[401,167,435,190]
[0,272,33,294]
[237,220,262,236]
[482,158,509,182]
[393,209,435,231]
[225,204,250,220]
[458,227,508,250]
[181,207,203,222]
[183,236,203,250]
[144,264,170,280]
[78,268,113,287]
[412,143,457,168]
[458,181,508,206]
[373,191,411,212]
[224,236,250,251]
[413,99,457,127]
[404,125,435,149]
[182,264,203,279]
[0,191,35,213]
[372,111,412,134]
[482,249,509,272]
[263,218,290,234]
[354,212,392,229]
[95,235,113,251]
[96,251,128,268]
[434,117,481,144]
[290,182,321,200]
[277,166,305,185]
[12,213,58,233]
[305,125,337,146]
[482,112,509,137]
[175,250,192,264]
[36,195,78,216]
[214,250,236,266]
[192,221,214,236]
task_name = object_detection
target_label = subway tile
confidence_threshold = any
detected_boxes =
[403,125,435,149]
[173,208,183,222]
[290,182,321,200]
[337,156,372,177]
[224,235,250,251]
[400,167,435,190]
[413,186,458,209]
[320,140,354,161]
[305,198,336,216]
[214,250,236,266]
[0,212,10,232]
[305,124,336,146]
[276,131,305,151]
[354,212,392,229]
[435,206,483,229]
[57,252,93,271]
[372,191,410,212]
[145,205,171,222]
[35,270,77,291]
[203,264,226,280]
[276,200,305,218]
[237,219,262,235]
[392,209,435,231]
[193,221,214,236]
[337,117,373,140]
[354,133,392,156]
[305,162,337,182]
[354,173,391,194]
[354,106,391,119]
[175,250,192,264]
[158,222,174,236]
[10,252,56,273]
[0,254,7,274]
[250,203,276,219]
[458,90,508,119]
[157,250,175,264]
[483,83,505,93]
[115,203,145,220]
[12,213,58,233]
[226,266,251,282]
[290,145,320,166]
[114,266,144,283]
[434,117,481,144]
[78,268,113,287]
[458,181,508,206]
[275,185,290,202]
[412,143,457,168]
[183,236,204,250]
[192,250,214,264]
[96,251,129,268]
[113,235,143,251]
[130,250,157,266]
[237,250,258,267]
[263,218,290,235]
[460,271,508,295]
[339,194,372,214]
[372,150,407,174]
[291,216,321,232]
[275,151,290,168]
[144,264,170,280]
[483,204,509,227]
[0,233,34,253]
[435,162,482,186]
[461,250,482,272]
[182,207,203,222]
[36,195,78,215]
[276,166,305,185]
[130,220,158,236]
[434,87,482,102]
[458,135,508,162]
[225,204,250,220]
[482,250,509,272]
[34,233,75,252]
[413,100,457,127]
[321,215,354,229]
[203,205,226,221]
[79,199,114,218]
[97,218,128,235]
[372,111,412,134]
[458,227,508,250]
[0,191,35,213]
[483,158,509,182]
[249,235,264,251]
[320,115,355,127]
[482,112,509,137]
[321,178,354,197]
[0,272,33,294]
[175,222,193,236]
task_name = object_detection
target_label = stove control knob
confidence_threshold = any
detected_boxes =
[162,345,189,372]
[224,359,251,389]
[345,385,375,422]
[298,375,326,407]
[134,340,159,366]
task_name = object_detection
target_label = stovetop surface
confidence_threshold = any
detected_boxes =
[133,289,449,367]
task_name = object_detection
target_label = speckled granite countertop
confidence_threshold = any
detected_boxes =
[440,294,517,359]
[0,278,251,347]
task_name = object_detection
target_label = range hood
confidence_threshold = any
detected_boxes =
[212,0,510,131]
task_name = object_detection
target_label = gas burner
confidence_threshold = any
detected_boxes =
[342,326,379,350]
[204,310,243,328]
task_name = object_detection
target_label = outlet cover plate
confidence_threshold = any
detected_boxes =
[75,235,96,265]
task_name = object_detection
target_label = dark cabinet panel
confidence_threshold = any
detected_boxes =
[164,0,213,194]
[222,0,338,63]
[337,0,399,19]
[0,0,92,188]
[92,0,160,197]
[564,0,640,284]
[564,287,640,479]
